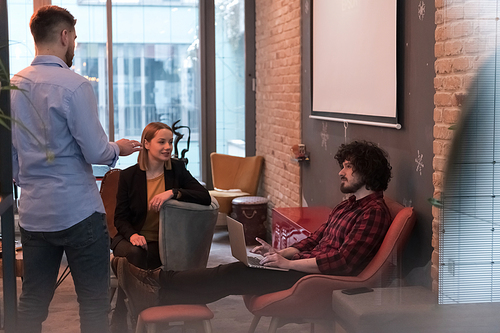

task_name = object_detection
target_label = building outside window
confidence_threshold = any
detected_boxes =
[215,0,245,157]
[8,0,248,181]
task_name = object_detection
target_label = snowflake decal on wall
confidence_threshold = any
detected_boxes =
[415,150,424,176]
[418,1,426,21]
[321,122,329,150]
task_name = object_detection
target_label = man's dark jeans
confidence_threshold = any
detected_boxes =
[18,212,110,333]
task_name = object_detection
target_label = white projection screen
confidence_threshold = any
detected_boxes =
[310,0,400,129]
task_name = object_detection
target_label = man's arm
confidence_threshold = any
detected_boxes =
[251,239,320,273]
[12,145,19,184]
[67,82,140,166]
[278,247,300,259]
[260,253,321,273]
[310,207,390,275]
[291,218,329,253]
[251,238,300,258]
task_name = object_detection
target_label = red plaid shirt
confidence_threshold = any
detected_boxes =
[291,192,391,276]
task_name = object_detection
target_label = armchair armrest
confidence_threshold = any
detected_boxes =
[159,196,219,271]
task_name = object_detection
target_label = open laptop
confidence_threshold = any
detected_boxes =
[227,216,289,271]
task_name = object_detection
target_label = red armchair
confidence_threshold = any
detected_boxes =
[243,197,417,333]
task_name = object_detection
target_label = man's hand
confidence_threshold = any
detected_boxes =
[148,190,174,212]
[129,233,147,249]
[116,139,142,156]
[259,252,291,269]
[250,237,277,256]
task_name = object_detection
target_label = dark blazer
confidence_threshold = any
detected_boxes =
[111,159,211,249]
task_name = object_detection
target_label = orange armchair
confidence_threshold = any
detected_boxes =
[209,153,264,216]
[243,197,417,333]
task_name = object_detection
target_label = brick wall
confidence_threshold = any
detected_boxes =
[432,0,496,291]
[255,0,302,215]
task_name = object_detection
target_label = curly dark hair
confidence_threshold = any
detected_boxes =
[30,6,76,45]
[335,140,392,191]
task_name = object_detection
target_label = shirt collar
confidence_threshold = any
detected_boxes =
[347,191,383,206]
[165,159,172,170]
[31,55,69,70]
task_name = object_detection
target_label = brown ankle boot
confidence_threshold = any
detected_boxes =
[116,257,159,319]
[128,261,161,286]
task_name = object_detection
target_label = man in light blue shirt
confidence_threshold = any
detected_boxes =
[11,6,141,333]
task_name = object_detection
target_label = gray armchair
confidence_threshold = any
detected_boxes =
[159,195,219,271]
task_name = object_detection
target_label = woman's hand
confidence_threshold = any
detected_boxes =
[148,190,174,212]
[129,233,147,249]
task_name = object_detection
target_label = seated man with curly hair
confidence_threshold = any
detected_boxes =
[113,140,393,315]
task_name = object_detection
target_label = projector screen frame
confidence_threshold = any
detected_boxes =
[303,0,404,129]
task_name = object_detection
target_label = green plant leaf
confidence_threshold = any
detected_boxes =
[1,84,23,91]
[0,58,52,162]
[428,197,443,208]
[0,116,10,130]
[448,124,457,130]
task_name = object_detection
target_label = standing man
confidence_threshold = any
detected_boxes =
[115,140,393,316]
[11,6,141,333]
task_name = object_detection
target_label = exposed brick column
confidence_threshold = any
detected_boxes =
[255,0,302,217]
[432,0,496,292]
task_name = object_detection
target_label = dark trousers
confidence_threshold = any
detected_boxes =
[159,262,309,305]
[112,239,161,270]
[18,212,110,333]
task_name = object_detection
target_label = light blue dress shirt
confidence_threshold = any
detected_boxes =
[11,55,119,232]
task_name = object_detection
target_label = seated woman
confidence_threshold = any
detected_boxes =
[111,121,211,331]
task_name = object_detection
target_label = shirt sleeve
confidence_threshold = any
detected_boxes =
[12,144,19,184]
[65,81,119,166]
[291,221,327,252]
[175,161,211,205]
[114,169,139,241]
[299,207,389,275]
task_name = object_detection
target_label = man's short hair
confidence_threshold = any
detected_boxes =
[30,5,76,45]
[335,140,392,191]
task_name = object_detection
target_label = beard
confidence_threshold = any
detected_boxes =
[340,179,365,194]
[65,49,74,67]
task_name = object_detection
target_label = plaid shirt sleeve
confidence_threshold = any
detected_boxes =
[314,207,390,275]
[291,221,328,252]
[291,205,341,253]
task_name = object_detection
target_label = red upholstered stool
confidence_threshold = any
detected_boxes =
[135,304,214,333]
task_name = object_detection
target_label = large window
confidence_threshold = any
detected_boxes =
[215,0,246,156]
[8,0,34,74]
[7,0,252,182]
[11,0,204,178]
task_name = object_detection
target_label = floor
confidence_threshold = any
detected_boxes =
[4,229,315,333]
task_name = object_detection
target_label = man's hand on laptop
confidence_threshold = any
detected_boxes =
[251,237,277,256]
[259,252,290,269]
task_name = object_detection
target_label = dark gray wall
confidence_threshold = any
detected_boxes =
[301,0,435,281]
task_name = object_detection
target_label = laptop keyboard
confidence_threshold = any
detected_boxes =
[248,256,262,266]
[247,254,288,271]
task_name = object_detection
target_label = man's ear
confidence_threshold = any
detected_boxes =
[60,29,70,47]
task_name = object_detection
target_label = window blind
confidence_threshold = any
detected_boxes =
[440,48,500,304]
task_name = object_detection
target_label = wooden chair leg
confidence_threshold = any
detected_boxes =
[134,315,145,333]
[248,315,261,333]
[201,319,212,333]
[147,323,157,333]
[268,317,280,333]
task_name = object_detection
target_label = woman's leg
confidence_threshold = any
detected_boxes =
[145,241,161,270]
[113,239,148,269]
